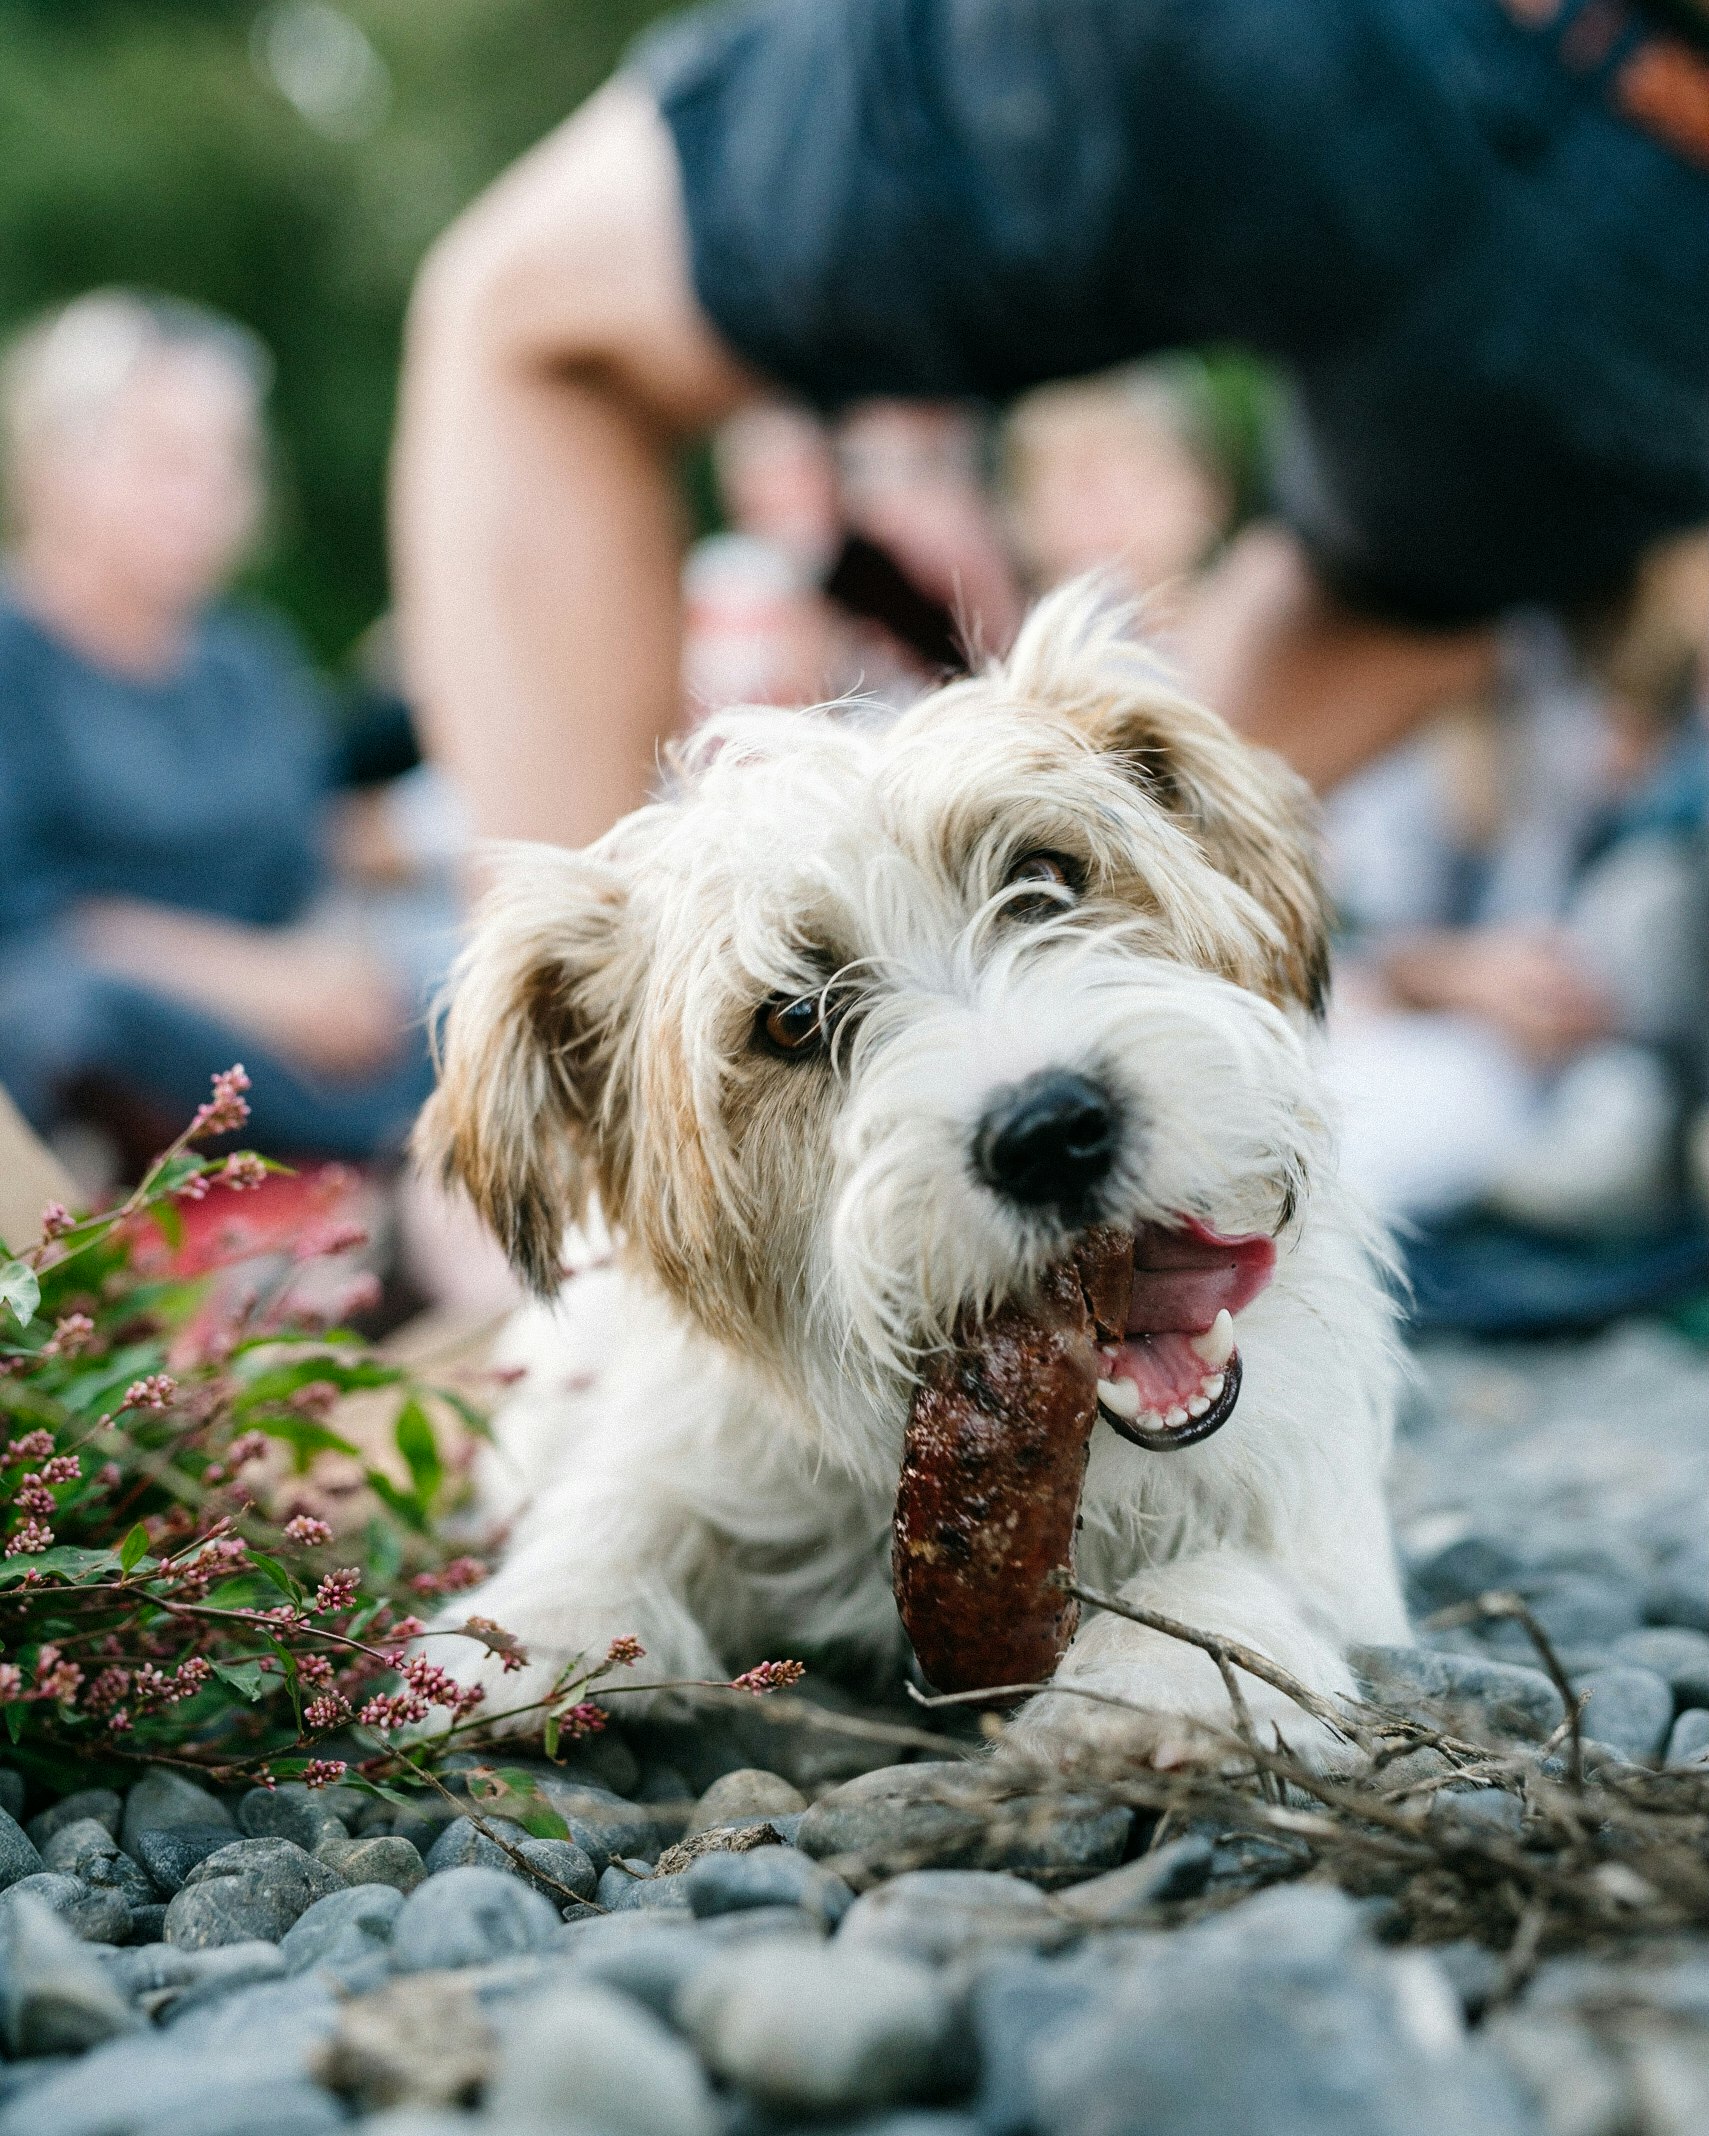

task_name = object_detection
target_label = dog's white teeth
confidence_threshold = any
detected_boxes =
[1186,1393,1212,1418]
[1164,1406,1188,1428]
[1188,1309,1235,1371]
[1200,1372,1225,1403]
[1097,1377,1141,1420]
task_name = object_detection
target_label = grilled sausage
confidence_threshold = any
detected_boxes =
[893,1229,1133,1697]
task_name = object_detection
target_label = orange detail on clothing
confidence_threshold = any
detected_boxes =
[1617,37,1709,166]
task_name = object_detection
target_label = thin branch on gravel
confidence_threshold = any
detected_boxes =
[1065,1580,1367,1750]
[388,1748,603,1914]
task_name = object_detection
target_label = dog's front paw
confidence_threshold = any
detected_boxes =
[1006,1631,1358,1774]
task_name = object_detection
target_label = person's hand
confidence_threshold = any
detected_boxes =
[1381,925,1617,1062]
[76,901,409,1081]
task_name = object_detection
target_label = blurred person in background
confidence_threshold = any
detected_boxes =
[395,0,1709,849]
[0,290,452,1182]
[1002,361,1234,617]
[683,395,1022,717]
[1322,533,1709,1317]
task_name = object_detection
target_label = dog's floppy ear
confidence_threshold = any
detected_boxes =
[416,846,629,1293]
[1005,583,1332,1015]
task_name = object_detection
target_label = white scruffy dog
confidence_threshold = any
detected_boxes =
[418,587,1408,1764]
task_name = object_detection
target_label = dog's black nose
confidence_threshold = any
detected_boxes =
[974,1070,1121,1211]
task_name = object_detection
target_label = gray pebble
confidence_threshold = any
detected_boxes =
[0,1895,139,2056]
[39,1822,155,1916]
[164,1839,344,1949]
[1052,1836,1215,1926]
[131,2077,345,2136]
[596,1856,692,1913]
[0,2038,309,2136]
[96,1943,197,1998]
[1665,1708,1709,1767]
[280,1883,404,1973]
[27,1793,121,1854]
[0,1771,22,1823]
[0,1805,43,1892]
[1030,1884,1533,2136]
[1609,1626,1709,1711]
[1429,1787,1526,1839]
[1431,1939,1507,2020]
[837,1869,1071,1966]
[681,1844,852,1929]
[132,1826,238,1896]
[155,1941,289,2019]
[313,1833,426,1895]
[797,1762,1129,1883]
[1645,1554,1709,1634]
[687,1769,807,1836]
[516,1835,597,1905]
[1350,1644,1565,1743]
[0,1872,130,1944]
[1574,1664,1675,1764]
[386,1805,457,1856]
[972,1954,1099,2136]
[237,1784,347,1853]
[486,1980,717,2136]
[679,1936,957,2113]
[424,1813,529,1876]
[121,1773,234,1856]
[389,1864,558,1973]
[533,1780,668,1870]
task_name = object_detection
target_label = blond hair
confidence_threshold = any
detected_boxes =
[0,289,270,508]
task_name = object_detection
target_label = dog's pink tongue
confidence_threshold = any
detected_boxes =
[1126,1218,1275,1335]
[1107,1221,1276,1415]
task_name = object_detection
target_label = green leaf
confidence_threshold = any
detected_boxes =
[234,1357,402,1405]
[393,1399,442,1520]
[246,1552,305,1605]
[0,1545,118,1589]
[542,1709,560,1760]
[430,1387,493,1440]
[3,1705,20,1745]
[255,1415,362,1469]
[0,1261,40,1330]
[363,1517,403,1586]
[119,1523,151,1575]
[212,1659,268,1702]
[149,1199,185,1253]
[364,1469,429,1534]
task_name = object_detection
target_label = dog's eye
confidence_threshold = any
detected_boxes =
[1002,850,1083,912]
[757,993,827,1058]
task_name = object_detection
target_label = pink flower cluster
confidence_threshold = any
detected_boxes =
[408,1557,490,1597]
[189,1064,252,1141]
[304,1691,352,1731]
[41,1313,95,1360]
[604,1635,646,1669]
[357,1652,485,1731]
[555,1700,607,1740]
[5,1520,53,1558]
[3,1432,54,1468]
[313,1568,360,1615]
[38,1201,74,1241]
[122,1374,177,1413]
[302,1758,348,1789]
[731,1659,806,1695]
[284,1515,334,1547]
[220,1154,268,1192]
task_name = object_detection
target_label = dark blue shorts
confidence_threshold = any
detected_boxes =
[638,0,1709,623]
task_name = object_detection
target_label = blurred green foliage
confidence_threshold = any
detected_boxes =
[0,0,678,660]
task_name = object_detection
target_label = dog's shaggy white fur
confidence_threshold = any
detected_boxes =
[418,586,1409,1762]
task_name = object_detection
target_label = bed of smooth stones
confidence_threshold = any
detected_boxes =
[0,1324,1703,2136]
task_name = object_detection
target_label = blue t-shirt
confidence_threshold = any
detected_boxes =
[0,594,331,944]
